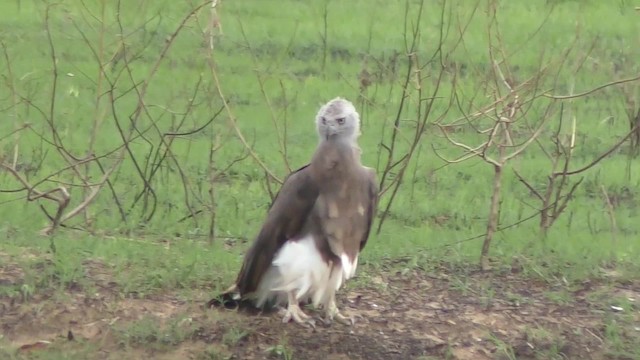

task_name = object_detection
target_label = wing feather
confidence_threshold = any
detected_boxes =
[359,168,379,251]
[234,164,319,296]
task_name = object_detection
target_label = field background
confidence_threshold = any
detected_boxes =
[1,0,639,359]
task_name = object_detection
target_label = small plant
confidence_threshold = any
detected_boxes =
[222,326,248,347]
[20,283,33,301]
[488,334,517,360]
[544,289,572,305]
[504,291,528,307]
[116,315,196,350]
[479,285,496,309]
[524,326,567,358]
[197,346,229,360]
[267,343,294,360]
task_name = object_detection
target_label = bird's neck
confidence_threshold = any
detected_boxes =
[322,137,362,163]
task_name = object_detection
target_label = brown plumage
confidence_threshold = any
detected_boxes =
[209,97,378,327]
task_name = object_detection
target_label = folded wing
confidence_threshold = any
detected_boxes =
[235,165,319,296]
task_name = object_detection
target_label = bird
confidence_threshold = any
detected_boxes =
[210,97,378,327]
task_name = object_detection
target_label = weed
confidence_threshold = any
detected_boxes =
[196,346,230,360]
[544,289,573,305]
[504,291,529,307]
[524,326,567,359]
[479,285,496,309]
[222,327,249,347]
[115,315,197,350]
[488,334,517,360]
[449,277,473,296]
[267,342,294,360]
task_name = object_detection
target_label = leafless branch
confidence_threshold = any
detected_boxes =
[543,73,640,100]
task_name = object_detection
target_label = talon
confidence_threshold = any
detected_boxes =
[324,299,358,326]
[280,294,316,328]
[334,312,355,326]
[329,310,358,326]
[317,315,333,326]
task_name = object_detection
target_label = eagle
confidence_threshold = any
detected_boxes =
[212,97,378,327]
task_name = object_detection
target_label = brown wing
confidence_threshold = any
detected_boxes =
[234,164,319,296]
[359,167,379,251]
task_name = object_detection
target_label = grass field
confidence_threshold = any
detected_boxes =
[1,0,640,359]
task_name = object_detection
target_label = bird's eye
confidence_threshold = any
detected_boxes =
[321,117,327,125]
[337,117,346,125]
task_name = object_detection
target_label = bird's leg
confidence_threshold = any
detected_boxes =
[323,295,356,326]
[280,291,316,328]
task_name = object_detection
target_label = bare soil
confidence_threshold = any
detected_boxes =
[1,259,639,359]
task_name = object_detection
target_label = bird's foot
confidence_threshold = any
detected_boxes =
[279,303,316,328]
[324,311,355,326]
[322,301,359,326]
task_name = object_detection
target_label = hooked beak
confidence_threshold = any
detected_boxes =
[326,125,337,140]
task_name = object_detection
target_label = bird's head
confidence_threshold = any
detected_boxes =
[315,97,361,143]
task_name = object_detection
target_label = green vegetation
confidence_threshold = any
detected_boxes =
[1,0,639,358]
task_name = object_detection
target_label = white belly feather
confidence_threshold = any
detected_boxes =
[254,234,358,309]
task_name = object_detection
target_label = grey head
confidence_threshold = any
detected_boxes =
[315,97,360,143]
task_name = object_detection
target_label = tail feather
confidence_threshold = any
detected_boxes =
[206,285,247,310]
[206,293,243,309]
[206,284,282,315]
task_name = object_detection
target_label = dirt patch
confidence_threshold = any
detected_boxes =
[1,262,638,359]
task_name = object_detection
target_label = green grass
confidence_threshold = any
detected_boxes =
[0,233,236,301]
[1,0,640,358]
[115,314,199,350]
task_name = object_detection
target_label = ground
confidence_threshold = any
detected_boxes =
[1,257,638,360]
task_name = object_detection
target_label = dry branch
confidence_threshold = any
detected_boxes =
[0,1,231,236]
[375,0,468,233]
[1,163,69,235]
[434,1,559,270]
